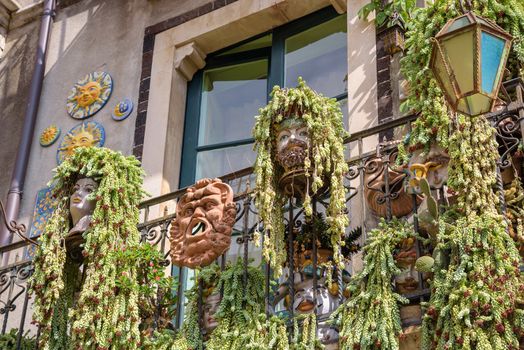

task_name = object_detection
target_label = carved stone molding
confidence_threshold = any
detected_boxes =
[329,0,347,14]
[174,42,206,81]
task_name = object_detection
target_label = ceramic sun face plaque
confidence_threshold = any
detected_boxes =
[170,178,237,268]
[57,121,105,164]
[39,124,61,147]
[111,99,133,121]
[66,71,113,119]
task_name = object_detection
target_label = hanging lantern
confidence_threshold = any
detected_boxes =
[430,12,512,116]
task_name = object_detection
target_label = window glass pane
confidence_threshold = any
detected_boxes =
[285,15,347,97]
[217,34,272,56]
[199,60,268,146]
[195,144,256,180]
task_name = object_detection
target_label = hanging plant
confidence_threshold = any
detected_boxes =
[206,259,289,350]
[30,147,147,350]
[291,313,322,350]
[0,329,36,350]
[422,115,524,349]
[331,218,415,350]
[253,77,349,276]
[398,0,524,163]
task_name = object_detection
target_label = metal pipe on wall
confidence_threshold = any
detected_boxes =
[0,0,56,250]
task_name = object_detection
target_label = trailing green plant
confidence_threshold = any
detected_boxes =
[181,264,221,350]
[505,177,524,256]
[140,329,191,350]
[111,242,179,344]
[253,78,349,277]
[206,259,289,350]
[0,329,36,350]
[421,114,524,349]
[398,0,524,163]
[30,147,146,350]
[291,313,322,350]
[358,0,417,29]
[299,213,361,256]
[331,218,415,350]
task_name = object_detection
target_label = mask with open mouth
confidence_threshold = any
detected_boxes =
[170,178,237,268]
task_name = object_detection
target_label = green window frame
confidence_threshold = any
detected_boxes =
[180,6,347,187]
[175,6,347,326]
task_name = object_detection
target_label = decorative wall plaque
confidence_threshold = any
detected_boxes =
[39,125,61,147]
[111,99,133,121]
[24,186,57,259]
[57,121,105,164]
[66,71,113,119]
[170,178,237,268]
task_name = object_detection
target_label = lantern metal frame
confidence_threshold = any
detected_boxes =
[430,11,513,116]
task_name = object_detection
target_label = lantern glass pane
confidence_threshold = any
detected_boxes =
[445,16,471,33]
[433,49,457,105]
[442,30,474,95]
[481,31,505,94]
[467,94,492,115]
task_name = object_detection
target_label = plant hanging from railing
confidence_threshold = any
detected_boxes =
[422,114,524,349]
[206,259,289,350]
[398,0,524,163]
[253,77,349,276]
[30,147,147,350]
[331,218,415,350]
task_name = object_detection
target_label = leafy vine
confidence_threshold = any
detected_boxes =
[331,218,415,350]
[30,147,146,350]
[253,78,349,276]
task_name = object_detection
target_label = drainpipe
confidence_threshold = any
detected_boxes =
[0,0,56,249]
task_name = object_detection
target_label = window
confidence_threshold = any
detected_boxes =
[176,7,347,325]
[180,7,347,187]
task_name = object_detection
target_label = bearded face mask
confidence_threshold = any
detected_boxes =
[170,178,237,268]
[275,116,310,172]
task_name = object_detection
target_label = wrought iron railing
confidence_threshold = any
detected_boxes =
[0,79,522,348]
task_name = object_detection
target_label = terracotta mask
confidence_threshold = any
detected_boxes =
[170,178,237,268]
[275,117,310,172]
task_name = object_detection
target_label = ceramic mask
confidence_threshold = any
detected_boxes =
[275,117,310,172]
[69,177,98,226]
[317,321,339,349]
[203,292,221,332]
[292,272,338,316]
[408,145,450,191]
[170,178,237,268]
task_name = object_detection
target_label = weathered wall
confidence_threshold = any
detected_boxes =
[0,17,39,201]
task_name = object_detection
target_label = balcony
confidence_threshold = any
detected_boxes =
[0,79,522,349]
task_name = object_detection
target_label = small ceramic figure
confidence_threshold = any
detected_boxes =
[170,178,237,268]
[203,292,221,333]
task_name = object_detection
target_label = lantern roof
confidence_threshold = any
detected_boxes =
[436,12,512,41]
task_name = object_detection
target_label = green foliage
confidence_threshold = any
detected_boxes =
[358,0,417,29]
[30,147,146,350]
[292,313,322,350]
[0,329,36,350]
[422,115,524,349]
[400,0,524,160]
[141,329,191,350]
[331,219,415,350]
[206,259,289,350]
[181,264,221,350]
[253,78,349,277]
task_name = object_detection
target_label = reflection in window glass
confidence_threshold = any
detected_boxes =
[199,60,268,146]
[195,144,256,180]
[285,15,347,97]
